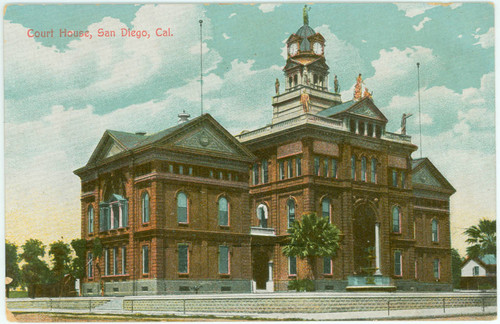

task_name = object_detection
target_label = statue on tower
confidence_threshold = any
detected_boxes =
[363,87,372,99]
[275,78,280,95]
[303,67,310,85]
[303,5,311,25]
[300,89,311,113]
[401,113,413,135]
[354,73,363,101]
[334,75,340,93]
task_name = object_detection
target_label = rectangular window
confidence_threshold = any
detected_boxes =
[219,246,230,274]
[121,247,126,274]
[178,244,189,274]
[433,259,440,279]
[262,160,268,183]
[473,266,479,276]
[188,167,193,176]
[113,247,118,275]
[432,220,439,242]
[314,157,320,176]
[104,249,109,276]
[332,159,337,179]
[361,158,367,182]
[287,159,293,178]
[401,171,406,188]
[168,164,174,173]
[394,250,402,276]
[142,246,149,274]
[323,159,329,177]
[252,164,259,185]
[228,173,232,181]
[279,160,285,180]
[371,159,377,183]
[99,204,110,231]
[178,165,184,175]
[392,170,398,187]
[289,256,297,276]
[88,253,93,278]
[209,170,214,178]
[351,156,356,180]
[323,257,332,274]
[296,157,302,176]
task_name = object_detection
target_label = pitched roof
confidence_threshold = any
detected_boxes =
[411,158,426,170]
[411,157,456,193]
[317,100,355,117]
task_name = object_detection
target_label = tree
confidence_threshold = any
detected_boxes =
[71,238,87,295]
[451,248,463,289]
[48,240,72,283]
[282,213,341,280]
[20,239,50,298]
[464,219,496,259]
[5,241,21,297]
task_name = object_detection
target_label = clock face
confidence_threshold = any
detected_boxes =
[313,42,323,55]
[289,43,298,56]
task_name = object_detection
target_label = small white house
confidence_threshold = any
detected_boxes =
[460,254,496,290]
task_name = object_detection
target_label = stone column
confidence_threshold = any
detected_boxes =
[372,124,377,137]
[375,222,382,275]
[266,261,274,292]
[364,121,368,136]
[355,120,359,134]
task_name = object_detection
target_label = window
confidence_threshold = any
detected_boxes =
[287,199,295,227]
[433,259,440,279]
[113,247,118,275]
[415,259,418,279]
[219,246,230,274]
[289,256,297,275]
[142,192,150,223]
[287,159,293,178]
[88,205,94,233]
[257,204,268,228]
[314,157,320,176]
[293,74,298,85]
[252,164,259,185]
[142,245,149,274]
[99,194,128,231]
[361,157,367,182]
[88,253,93,278]
[121,247,126,274]
[401,171,406,189]
[331,158,337,178]
[296,157,302,176]
[178,244,189,274]
[323,257,332,274]
[392,206,401,233]
[431,219,439,242]
[178,165,184,175]
[321,198,331,222]
[104,249,109,276]
[279,160,285,180]
[261,160,268,183]
[323,159,329,177]
[168,164,174,173]
[218,197,229,226]
[219,171,223,180]
[209,170,214,178]
[188,167,193,176]
[177,192,188,223]
[473,266,480,276]
[351,155,356,180]
[394,250,402,276]
[371,158,377,183]
[392,170,398,187]
[288,76,292,88]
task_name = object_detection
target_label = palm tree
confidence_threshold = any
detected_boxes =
[282,213,341,280]
[463,219,496,259]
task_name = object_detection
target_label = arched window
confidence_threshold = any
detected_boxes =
[141,192,150,223]
[177,192,188,223]
[392,206,401,233]
[257,204,268,228]
[371,158,377,183]
[351,155,356,180]
[218,197,229,226]
[88,205,94,233]
[361,157,367,182]
[431,219,439,242]
[287,199,295,227]
[321,198,331,223]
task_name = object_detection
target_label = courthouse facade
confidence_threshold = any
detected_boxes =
[75,16,455,295]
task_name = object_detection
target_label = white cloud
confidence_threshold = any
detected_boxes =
[473,27,494,49]
[413,17,431,31]
[395,2,462,18]
[258,4,279,13]
[458,34,462,38]
[223,33,230,40]
[361,39,367,43]
[228,13,236,18]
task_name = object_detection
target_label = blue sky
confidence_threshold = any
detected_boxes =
[4,3,495,255]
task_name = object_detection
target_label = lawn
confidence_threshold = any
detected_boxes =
[8,290,28,298]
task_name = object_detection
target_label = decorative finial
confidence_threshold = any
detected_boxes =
[303,5,311,25]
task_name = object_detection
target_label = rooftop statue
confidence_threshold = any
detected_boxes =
[401,113,413,135]
[354,73,363,101]
[334,75,340,93]
[303,5,311,25]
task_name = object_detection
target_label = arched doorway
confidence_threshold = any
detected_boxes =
[352,204,376,274]
[252,250,269,290]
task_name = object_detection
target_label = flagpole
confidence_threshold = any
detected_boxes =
[199,20,204,116]
[417,62,422,158]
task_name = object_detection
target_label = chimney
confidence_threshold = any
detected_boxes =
[178,110,191,124]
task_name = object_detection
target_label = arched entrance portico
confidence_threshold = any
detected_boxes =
[352,203,377,274]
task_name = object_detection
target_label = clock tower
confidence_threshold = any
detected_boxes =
[272,9,342,124]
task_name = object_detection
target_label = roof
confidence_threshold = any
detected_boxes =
[317,100,355,117]
[411,157,456,193]
[411,158,426,170]
[480,254,496,265]
[296,24,316,51]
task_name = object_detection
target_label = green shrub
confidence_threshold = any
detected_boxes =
[288,279,315,292]
[478,283,494,290]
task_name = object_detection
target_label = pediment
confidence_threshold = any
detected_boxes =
[86,131,129,165]
[172,126,238,154]
[104,142,125,159]
[412,167,443,188]
[347,99,388,122]
[411,158,455,192]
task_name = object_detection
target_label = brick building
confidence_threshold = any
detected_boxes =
[75,16,455,295]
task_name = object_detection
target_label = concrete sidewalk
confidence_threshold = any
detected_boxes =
[8,305,497,321]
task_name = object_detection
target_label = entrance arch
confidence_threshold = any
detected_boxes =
[352,203,377,274]
[252,249,269,290]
